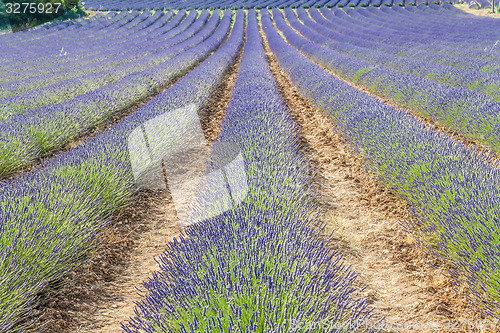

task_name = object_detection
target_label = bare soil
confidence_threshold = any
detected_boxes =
[262,31,492,332]
[36,38,244,333]
[34,189,179,332]
[454,4,500,17]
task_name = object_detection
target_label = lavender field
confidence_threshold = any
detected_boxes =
[1,2,500,332]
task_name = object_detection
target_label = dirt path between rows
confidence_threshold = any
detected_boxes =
[262,34,489,332]
[37,39,244,333]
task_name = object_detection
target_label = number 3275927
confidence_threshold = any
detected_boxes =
[5,2,62,14]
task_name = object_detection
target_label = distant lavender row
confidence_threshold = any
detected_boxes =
[0,11,180,79]
[0,11,108,46]
[0,11,132,50]
[0,12,174,85]
[301,7,500,100]
[301,7,500,85]
[83,0,326,10]
[350,5,500,42]
[303,7,500,70]
[82,0,468,10]
[0,9,237,332]
[322,7,500,66]
[0,12,136,76]
[0,10,202,113]
[0,11,162,75]
[124,10,373,332]
[0,10,225,178]
[334,6,500,71]
[337,6,500,52]
[263,8,500,318]
[0,11,133,64]
[0,11,151,77]
[399,4,500,50]
[0,11,184,96]
[275,8,500,153]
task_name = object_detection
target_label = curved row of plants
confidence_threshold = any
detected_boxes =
[81,0,470,11]
[124,10,373,332]
[0,10,180,96]
[328,7,500,55]
[0,10,128,51]
[0,11,139,77]
[340,6,499,46]
[262,9,500,317]
[0,10,203,115]
[0,11,126,64]
[0,10,226,178]
[274,8,500,153]
[0,11,181,86]
[308,9,500,78]
[0,10,237,332]
[304,7,500,91]
[319,7,500,73]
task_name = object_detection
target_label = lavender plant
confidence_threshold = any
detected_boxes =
[0,10,205,117]
[304,7,500,101]
[0,11,176,93]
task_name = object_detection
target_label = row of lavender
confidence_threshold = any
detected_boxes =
[277,6,500,153]
[326,6,500,55]
[326,6,500,94]
[0,8,235,332]
[0,11,157,76]
[0,11,129,64]
[124,10,373,332]
[0,11,202,115]
[82,0,471,11]
[318,7,500,71]
[0,10,218,178]
[263,8,500,317]
[0,12,173,112]
[0,11,190,97]
[0,10,189,78]
[0,10,191,90]
[83,0,332,11]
